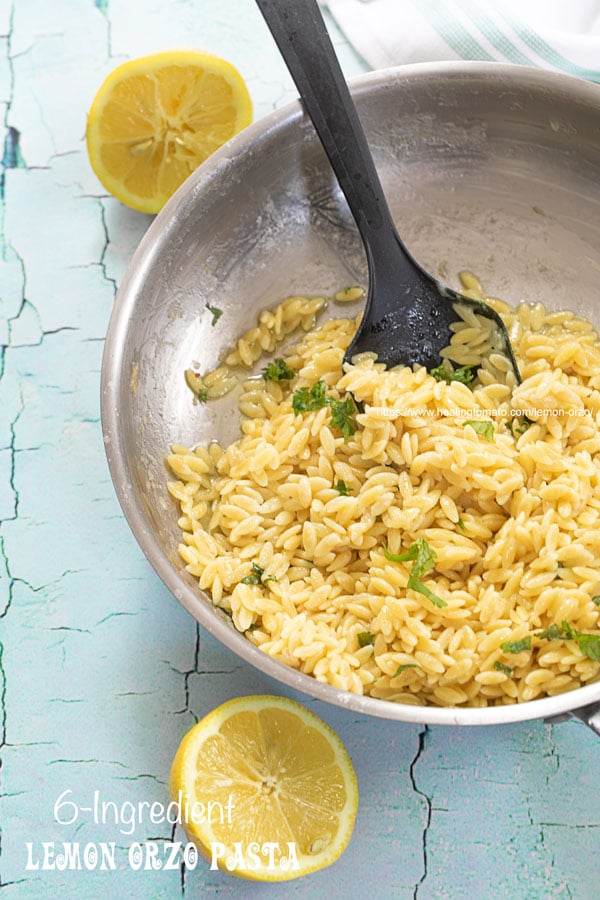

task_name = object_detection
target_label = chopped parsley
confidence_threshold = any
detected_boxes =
[205,302,223,326]
[241,563,264,585]
[464,420,494,441]
[494,661,513,677]
[357,631,374,648]
[536,624,564,641]
[592,596,600,607]
[241,563,276,588]
[500,637,532,654]
[457,517,466,531]
[575,633,600,662]
[262,358,296,382]
[383,539,447,608]
[292,381,329,413]
[193,386,208,402]
[496,623,600,663]
[409,580,446,609]
[430,363,476,385]
[328,395,357,441]
[536,620,600,662]
[391,664,420,677]
[334,479,353,495]
[292,381,358,441]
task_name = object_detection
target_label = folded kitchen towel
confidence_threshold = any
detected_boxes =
[322,0,600,81]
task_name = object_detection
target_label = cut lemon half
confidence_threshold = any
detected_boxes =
[86,50,253,214]
[170,695,359,881]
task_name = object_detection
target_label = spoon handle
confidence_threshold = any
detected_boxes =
[256,0,401,248]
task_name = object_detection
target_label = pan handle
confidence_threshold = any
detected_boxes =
[569,702,600,736]
[545,702,600,735]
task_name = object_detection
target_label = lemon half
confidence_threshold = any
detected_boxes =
[169,695,359,881]
[86,50,253,213]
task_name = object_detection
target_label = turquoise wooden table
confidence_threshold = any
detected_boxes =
[1,1,599,897]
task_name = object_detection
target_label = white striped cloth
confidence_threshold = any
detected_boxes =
[322,0,600,81]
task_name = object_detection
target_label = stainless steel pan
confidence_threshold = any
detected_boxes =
[101,62,600,733]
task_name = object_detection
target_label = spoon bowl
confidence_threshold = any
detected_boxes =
[256,0,520,380]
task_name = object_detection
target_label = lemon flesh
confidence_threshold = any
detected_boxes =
[170,695,359,881]
[86,50,253,214]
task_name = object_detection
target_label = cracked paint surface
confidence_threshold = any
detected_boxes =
[0,1,599,898]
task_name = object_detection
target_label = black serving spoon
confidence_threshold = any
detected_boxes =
[256,0,520,379]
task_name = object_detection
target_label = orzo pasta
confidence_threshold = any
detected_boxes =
[167,279,600,707]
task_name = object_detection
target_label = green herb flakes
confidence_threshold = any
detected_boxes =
[500,637,532,654]
[328,395,357,441]
[391,664,420,678]
[592,597,600,607]
[357,632,374,648]
[262,358,296,382]
[241,563,276,588]
[383,540,427,566]
[334,479,353,495]
[292,381,329,413]
[457,518,466,531]
[241,563,264,585]
[383,539,447,608]
[292,382,358,440]
[464,420,494,441]
[430,363,476,385]
[205,302,223,326]
[574,633,600,662]
[493,661,513,677]
[536,624,564,641]
[536,620,600,662]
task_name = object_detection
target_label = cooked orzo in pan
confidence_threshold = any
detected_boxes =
[167,275,600,707]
